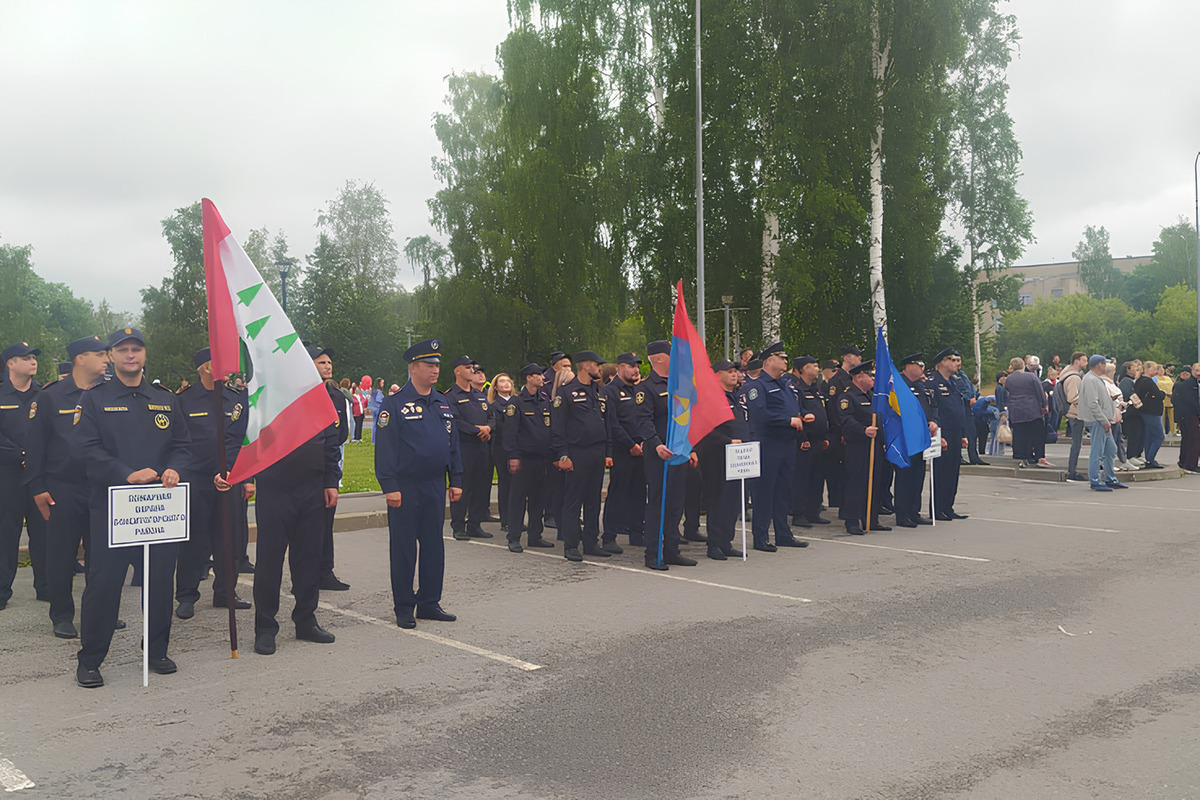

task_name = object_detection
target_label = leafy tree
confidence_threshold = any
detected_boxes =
[1123,218,1197,310]
[139,202,210,385]
[1073,224,1122,299]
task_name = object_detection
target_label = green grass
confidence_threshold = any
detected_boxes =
[341,441,381,493]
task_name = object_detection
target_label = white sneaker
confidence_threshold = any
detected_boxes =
[1123,460,1141,470]
[1131,457,1146,466]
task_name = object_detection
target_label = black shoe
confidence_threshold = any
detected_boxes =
[776,539,809,548]
[53,620,79,639]
[149,656,178,675]
[582,544,611,557]
[76,664,104,688]
[564,548,583,562]
[254,632,277,655]
[485,515,502,523]
[752,542,778,552]
[949,512,969,520]
[114,619,127,630]
[466,523,494,539]
[629,534,645,547]
[1146,462,1164,469]
[417,604,457,622]
[396,609,416,629]
[644,558,668,571]
[913,516,933,525]
[707,547,727,560]
[508,542,524,553]
[452,527,470,541]
[791,516,813,528]
[935,513,954,521]
[723,548,744,558]
[500,523,508,532]
[602,541,624,555]
[806,516,831,525]
[175,601,195,620]
[238,560,255,574]
[971,460,989,466]
[870,523,892,532]
[1066,473,1088,482]
[878,506,895,516]
[896,517,918,528]
[845,523,865,535]
[319,574,351,591]
[213,594,251,610]
[664,553,698,566]
[527,538,556,548]
[543,517,558,529]
[682,533,708,543]
[296,623,335,644]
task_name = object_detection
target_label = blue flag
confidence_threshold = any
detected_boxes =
[872,327,930,468]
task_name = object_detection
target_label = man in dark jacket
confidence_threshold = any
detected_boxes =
[1173,365,1200,473]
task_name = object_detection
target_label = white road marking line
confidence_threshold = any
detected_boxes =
[452,537,814,603]
[961,491,1199,512]
[235,578,543,672]
[969,516,1119,533]
[795,537,991,562]
[0,757,34,792]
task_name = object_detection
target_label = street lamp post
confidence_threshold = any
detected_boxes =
[275,259,292,314]
[1194,152,1199,364]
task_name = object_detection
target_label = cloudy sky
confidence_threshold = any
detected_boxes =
[1,1,1197,318]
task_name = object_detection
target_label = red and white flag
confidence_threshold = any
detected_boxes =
[202,198,334,483]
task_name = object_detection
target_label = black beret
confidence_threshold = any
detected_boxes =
[711,359,736,372]
[306,345,332,360]
[840,344,863,357]
[792,356,818,369]
[616,352,642,365]
[193,348,212,368]
[107,327,144,347]
[519,363,544,377]
[647,340,671,356]
[451,355,478,369]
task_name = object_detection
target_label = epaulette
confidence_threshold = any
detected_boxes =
[153,382,175,393]
[41,378,59,389]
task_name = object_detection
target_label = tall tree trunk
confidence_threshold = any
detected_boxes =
[762,209,781,343]
[868,0,890,337]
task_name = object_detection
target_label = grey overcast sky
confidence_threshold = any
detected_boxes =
[1,1,1197,317]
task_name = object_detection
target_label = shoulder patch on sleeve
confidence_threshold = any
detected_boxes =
[748,387,758,401]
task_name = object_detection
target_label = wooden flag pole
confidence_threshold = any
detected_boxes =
[866,413,878,533]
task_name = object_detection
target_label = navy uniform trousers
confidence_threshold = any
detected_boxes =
[839,442,884,527]
[0,467,47,603]
[450,439,490,531]
[561,444,605,551]
[78,507,178,669]
[750,440,795,547]
[643,453,684,558]
[933,438,963,516]
[254,480,323,636]
[387,477,446,614]
[175,481,237,605]
[603,450,644,543]
[507,458,548,544]
[697,443,738,552]
[45,480,88,625]
[893,453,927,522]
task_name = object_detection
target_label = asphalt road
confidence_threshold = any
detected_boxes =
[3,470,1200,798]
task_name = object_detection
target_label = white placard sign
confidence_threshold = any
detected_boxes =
[922,428,942,461]
[725,442,761,480]
[108,483,190,548]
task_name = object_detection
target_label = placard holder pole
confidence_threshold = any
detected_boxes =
[143,543,150,688]
[740,478,747,561]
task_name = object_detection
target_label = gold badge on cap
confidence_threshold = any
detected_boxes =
[124,328,132,334]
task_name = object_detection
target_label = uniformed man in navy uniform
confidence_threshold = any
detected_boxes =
[251,354,342,656]
[75,328,190,687]
[498,364,556,552]
[695,360,749,560]
[173,349,251,620]
[928,348,970,521]
[601,352,646,552]
[551,351,611,562]
[24,337,108,637]
[790,356,831,527]
[835,362,891,534]
[822,345,861,511]
[375,339,462,628]
[895,353,938,527]
[446,355,493,541]
[0,341,49,610]
[540,350,571,530]
[309,345,351,592]
[637,340,699,570]
[744,342,809,552]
